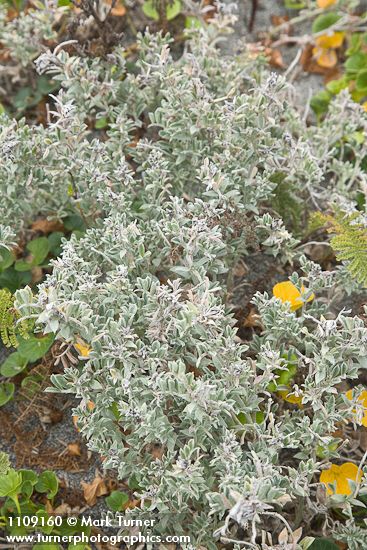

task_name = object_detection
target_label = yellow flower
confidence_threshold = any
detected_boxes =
[312,32,344,69]
[315,32,344,49]
[346,389,367,427]
[320,462,362,495]
[363,101,367,112]
[273,281,315,311]
[278,389,303,405]
[317,0,336,8]
[312,47,337,68]
[74,341,91,358]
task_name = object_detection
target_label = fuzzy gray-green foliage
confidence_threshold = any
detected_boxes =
[6,4,367,548]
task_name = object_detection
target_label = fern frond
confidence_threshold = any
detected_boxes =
[0,288,32,347]
[313,211,367,287]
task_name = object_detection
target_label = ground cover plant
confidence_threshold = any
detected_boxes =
[1,1,367,549]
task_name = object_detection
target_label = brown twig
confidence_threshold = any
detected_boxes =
[248,0,258,33]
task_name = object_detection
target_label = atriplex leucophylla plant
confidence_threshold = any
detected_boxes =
[1,7,367,243]
[4,4,367,549]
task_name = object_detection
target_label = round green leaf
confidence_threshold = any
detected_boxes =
[142,0,159,20]
[0,247,14,272]
[326,77,348,95]
[48,232,64,256]
[0,382,15,407]
[26,237,50,265]
[17,333,55,362]
[312,12,340,34]
[346,33,363,56]
[35,471,59,499]
[63,214,86,232]
[20,469,39,485]
[20,480,34,499]
[0,352,28,378]
[0,469,22,499]
[0,267,32,293]
[356,70,367,92]
[345,52,367,74]
[310,90,332,116]
[166,0,181,20]
[14,259,33,272]
[105,490,129,511]
[309,539,339,550]
[21,373,42,397]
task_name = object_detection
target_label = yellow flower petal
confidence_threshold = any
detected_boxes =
[339,462,361,481]
[320,462,362,495]
[278,389,303,405]
[320,465,338,494]
[312,46,338,68]
[315,32,344,49]
[317,0,336,7]
[74,341,91,358]
[363,101,367,112]
[338,462,362,495]
[346,389,367,427]
[273,281,314,311]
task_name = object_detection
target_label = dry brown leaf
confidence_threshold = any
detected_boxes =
[202,0,216,22]
[31,218,64,234]
[187,364,203,378]
[243,307,263,329]
[292,527,303,543]
[278,527,288,544]
[45,500,54,514]
[0,46,11,62]
[81,474,109,506]
[6,7,19,21]
[151,445,165,460]
[324,67,343,84]
[45,501,77,516]
[54,503,72,515]
[271,14,289,27]
[359,430,367,451]
[31,266,44,285]
[39,406,63,425]
[72,415,80,431]
[67,442,82,456]
[267,48,286,69]
[123,498,141,510]
[232,260,248,278]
